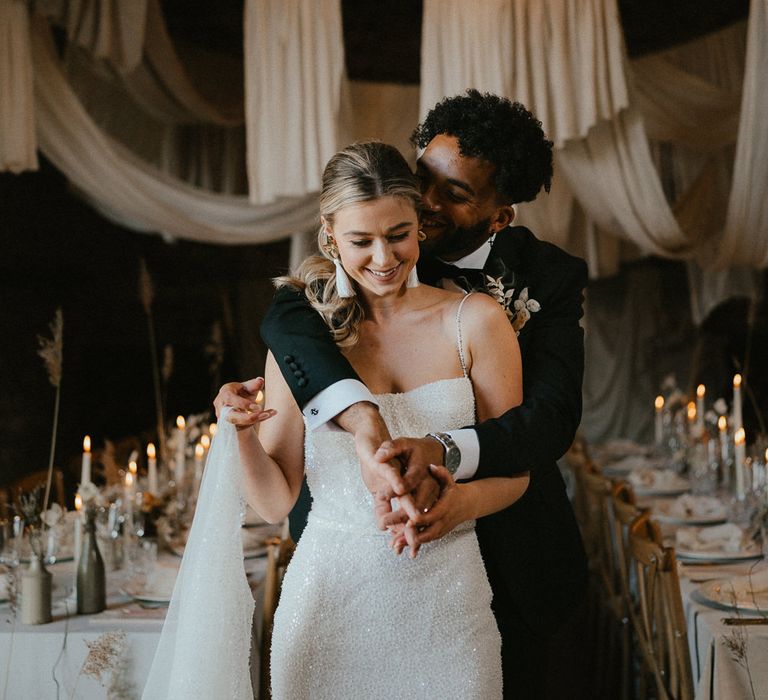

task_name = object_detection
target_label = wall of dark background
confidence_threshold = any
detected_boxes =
[0,0,760,497]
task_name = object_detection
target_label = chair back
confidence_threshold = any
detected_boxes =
[580,465,618,599]
[611,482,642,614]
[629,512,694,700]
[260,534,296,700]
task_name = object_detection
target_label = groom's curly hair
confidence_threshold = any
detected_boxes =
[411,89,553,204]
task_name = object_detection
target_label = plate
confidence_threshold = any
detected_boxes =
[696,578,768,613]
[676,546,762,563]
[651,499,727,526]
[633,483,690,498]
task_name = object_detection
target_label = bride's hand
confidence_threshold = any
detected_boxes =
[225,378,277,431]
[406,465,473,557]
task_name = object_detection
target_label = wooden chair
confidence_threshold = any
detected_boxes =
[0,469,66,519]
[629,511,694,700]
[259,534,296,700]
[579,464,634,698]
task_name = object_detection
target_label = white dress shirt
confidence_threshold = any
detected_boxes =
[302,239,496,479]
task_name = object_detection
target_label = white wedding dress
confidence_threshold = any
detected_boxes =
[270,301,503,699]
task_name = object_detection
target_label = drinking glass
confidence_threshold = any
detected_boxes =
[0,516,24,567]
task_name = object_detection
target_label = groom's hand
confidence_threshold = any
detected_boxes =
[375,437,444,494]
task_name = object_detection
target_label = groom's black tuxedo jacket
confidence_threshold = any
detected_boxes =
[260,225,588,635]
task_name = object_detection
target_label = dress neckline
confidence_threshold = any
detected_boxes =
[372,375,470,399]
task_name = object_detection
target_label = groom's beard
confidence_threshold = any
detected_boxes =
[420,217,494,262]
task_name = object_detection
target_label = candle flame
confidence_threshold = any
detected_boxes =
[209,423,217,437]
[735,427,745,446]
[718,416,727,432]
[125,471,134,487]
[734,374,742,388]
[176,415,186,430]
[687,401,696,421]
[200,434,210,449]
[129,460,137,475]
[255,390,265,404]
[75,493,82,511]
[655,395,664,411]
[147,442,156,459]
[195,443,205,459]
[83,435,91,452]
[696,384,705,398]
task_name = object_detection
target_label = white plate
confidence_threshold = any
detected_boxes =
[633,483,690,497]
[132,593,171,606]
[676,546,763,563]
[651,499,727,526]
[696,578,768,613]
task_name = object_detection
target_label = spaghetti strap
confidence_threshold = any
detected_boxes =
[455,293,474,378]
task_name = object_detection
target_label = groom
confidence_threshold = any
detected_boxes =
[217,91,587,698]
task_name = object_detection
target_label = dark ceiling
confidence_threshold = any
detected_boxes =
[161,0,749,84]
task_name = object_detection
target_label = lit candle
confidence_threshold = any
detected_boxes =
[200,434,211,451]
[734,427,746,499]
[255,389,264,404]
[74,493,83,564]
[654,395,664,445]
[718,415,729,463]
[696,384,705,430]
[125,470,135,498]
[175,415,186,484]
[687,401,697,425]
[209,422,217,438]
[147,443,158,495]
[732,374,743,432]
[81,435,92,485]
[194,443,205,482]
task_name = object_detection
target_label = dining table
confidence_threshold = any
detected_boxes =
[0,551,268,699]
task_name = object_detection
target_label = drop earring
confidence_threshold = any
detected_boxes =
[333,258,355,298]
[406,266,420,288]
[417,229,427,241]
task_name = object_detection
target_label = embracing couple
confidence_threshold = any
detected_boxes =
[147,90,588,700]
[221,90,587,699]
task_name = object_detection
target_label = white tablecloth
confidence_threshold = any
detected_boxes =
[680,566,768,700]
[0,555,267,699]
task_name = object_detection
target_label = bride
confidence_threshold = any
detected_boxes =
[142,142,528,699]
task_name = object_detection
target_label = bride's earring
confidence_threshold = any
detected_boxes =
[417,229,427,241]
[406,265,420,288]
[333,258,355,298]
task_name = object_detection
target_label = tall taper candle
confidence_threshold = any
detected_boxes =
[732,374,743,432]
[718,416,729,464]
[734,427,746,499]
[147,442,158,494]
[175,415,186,484]
[654,396,664,445]
[81,436,92,485]
[696,384,705,430]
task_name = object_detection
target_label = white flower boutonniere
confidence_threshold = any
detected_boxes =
[511,287,541,334]
[484,277,541,335]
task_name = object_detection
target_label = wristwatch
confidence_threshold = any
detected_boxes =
[425,432,461,475]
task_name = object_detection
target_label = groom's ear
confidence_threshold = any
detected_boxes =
[490,204,516,233]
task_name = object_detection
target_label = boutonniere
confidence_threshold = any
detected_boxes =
[484,276,540,334]
[511,287,541,333]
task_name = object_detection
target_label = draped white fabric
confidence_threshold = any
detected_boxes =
[32,19,319,244]
[419,0,629,146]
[0,0,37,172]
[244,0,345,204]
[721,0,768,268]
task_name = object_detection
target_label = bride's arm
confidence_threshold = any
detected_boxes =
[400,295,529,554]
[235,351,306,523]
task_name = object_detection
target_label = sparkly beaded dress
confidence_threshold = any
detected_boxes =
[270,299,503,699]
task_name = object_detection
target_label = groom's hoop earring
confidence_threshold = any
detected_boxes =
[417,229,427,241]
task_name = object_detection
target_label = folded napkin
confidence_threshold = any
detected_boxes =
[666,494,726,519]
[723,567,768,599]
[0,571,11,600]
[676,523,745,553]
[629,468,688,490]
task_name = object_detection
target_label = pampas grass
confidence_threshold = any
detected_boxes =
[37,307,63,517]
[139,259,168,464]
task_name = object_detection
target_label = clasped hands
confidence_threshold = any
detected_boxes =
[214,379,471,558]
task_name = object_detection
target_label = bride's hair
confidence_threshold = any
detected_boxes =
[275,141,420,347]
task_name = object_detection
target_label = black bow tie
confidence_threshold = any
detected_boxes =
[419,256,486,292]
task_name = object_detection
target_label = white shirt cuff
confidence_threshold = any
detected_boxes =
[447,429,480,480]
[302,379,379,431]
